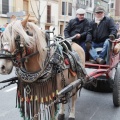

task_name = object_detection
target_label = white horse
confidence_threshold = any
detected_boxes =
[0,16,85,120]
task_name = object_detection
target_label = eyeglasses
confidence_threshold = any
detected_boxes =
[96,12,103,14]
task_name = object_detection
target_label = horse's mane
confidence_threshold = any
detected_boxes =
[1,20,47,69]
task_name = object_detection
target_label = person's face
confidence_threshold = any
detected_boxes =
[76,14,85,21]
[95,12,104,19]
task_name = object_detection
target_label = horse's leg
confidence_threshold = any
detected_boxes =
[56,72,66,120]
[67,71,78,120]
[68,93,77,120]
[58,103,65,120]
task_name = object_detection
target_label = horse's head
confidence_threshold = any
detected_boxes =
[0,49,13,74]
[0,16,30,74]
[0,15,47,74]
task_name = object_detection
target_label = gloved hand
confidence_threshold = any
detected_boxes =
[85,41,92,51]
[109,34,115,40]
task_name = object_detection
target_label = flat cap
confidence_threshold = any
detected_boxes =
[94,6,105,13]
[76,8,86,14]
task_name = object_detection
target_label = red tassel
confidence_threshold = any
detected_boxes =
[69,69,77,77]
[64,58,69,65]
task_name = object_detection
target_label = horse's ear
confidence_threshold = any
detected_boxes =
[21,14,30,28]
[10,15,17,22]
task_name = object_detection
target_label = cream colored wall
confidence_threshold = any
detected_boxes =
[38,0,47,29]
[0,0,14,25]
[9,0,14,12]
[58,0,73,36]
[59,0,73,21]
[28,0,38,16]
[15,0,23,12]
[50,1,59,35]
[0,18,7,25]
[38,0,59,35]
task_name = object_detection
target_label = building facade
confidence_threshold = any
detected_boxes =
[108,0,115,17]
[0,0,14,25]
[85,0,94,21]
[0,0,59,35]
[58,0,73,36]
[115,0,120,22]
[108,0,120,22]
[1,0,117,35]
[39,0,59,35]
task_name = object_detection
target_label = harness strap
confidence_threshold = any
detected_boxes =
[19,51,39,62]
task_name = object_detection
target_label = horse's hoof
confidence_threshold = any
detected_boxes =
[68,118,75,120]
[58,114,65,120]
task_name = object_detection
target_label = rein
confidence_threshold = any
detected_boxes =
[0,77,18,90]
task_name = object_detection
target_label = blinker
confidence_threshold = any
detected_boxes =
[0,49,13,59]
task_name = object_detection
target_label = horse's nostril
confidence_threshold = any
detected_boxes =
[1,65,5,70]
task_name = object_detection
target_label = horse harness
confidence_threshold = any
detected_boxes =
[0,34,86,91]
[0,34,86,88]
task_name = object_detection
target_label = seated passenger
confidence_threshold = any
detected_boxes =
[64,8,89,53]
[86,6,117,64]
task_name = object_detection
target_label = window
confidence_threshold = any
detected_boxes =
[62,2,67,15]
[60,25,63,35]
[2,0,9,14]
[111,3,114,8]
[47,5,51,23]
[90,0,92,7]
[86,0,89,6]
[86,12,92,20]
[68,3,72,16]
[80,0,85,5]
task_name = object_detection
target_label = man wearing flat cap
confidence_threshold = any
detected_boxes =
[64,8,89,52]
[86,6,117,64]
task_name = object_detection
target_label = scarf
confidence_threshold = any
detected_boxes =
[95,16,104,25]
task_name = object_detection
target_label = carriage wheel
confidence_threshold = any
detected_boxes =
[84,76,113,93]
[113,63,120,107]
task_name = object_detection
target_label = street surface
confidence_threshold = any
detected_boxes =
[0,69,120,120]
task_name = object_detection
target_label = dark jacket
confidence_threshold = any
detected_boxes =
[64,18,89,45]
[86,16,117,43]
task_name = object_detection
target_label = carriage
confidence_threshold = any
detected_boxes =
[84,37,120,107]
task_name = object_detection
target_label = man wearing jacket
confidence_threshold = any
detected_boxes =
[64,8,89,52]
[86,6,117,64]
